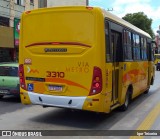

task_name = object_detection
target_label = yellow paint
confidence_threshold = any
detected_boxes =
[20,88,31,104]
[154,54,160,65]
[130,103,160,139]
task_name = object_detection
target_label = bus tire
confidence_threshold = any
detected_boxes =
[144,89,149,94]
[119,89,131,111]
[150,77,154,85]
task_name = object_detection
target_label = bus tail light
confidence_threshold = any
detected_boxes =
[89,66,102,95]
[19,64,26,90]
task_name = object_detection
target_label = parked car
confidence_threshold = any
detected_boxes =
[156,62,160,71]
[0,63,19,98]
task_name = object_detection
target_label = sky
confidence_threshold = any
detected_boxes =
[89,0,160,35]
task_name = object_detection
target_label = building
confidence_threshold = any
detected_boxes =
[39,0,88,8]
[155,26,160,54]
[0,0,38,62]
[155,35,160,53]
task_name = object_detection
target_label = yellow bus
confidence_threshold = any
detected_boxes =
[154,54,160,65]
[19,6,155,113]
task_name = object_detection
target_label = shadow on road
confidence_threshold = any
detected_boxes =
[0,95,32,115]
[29,94,149,130]
[29,88,158,130]
[0,95,21,103]
[29,108,116,129]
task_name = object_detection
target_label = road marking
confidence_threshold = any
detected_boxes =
[130,103,160,139]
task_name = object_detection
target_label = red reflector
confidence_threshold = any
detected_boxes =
[86,7,93,10]
[89,103,92,106]
[95,83,100,88]
[20,78,23,83]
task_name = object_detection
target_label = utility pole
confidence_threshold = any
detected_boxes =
[86,0,89,6]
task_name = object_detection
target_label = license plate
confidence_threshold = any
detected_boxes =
[48,85,62,92]
[0,90,9,94]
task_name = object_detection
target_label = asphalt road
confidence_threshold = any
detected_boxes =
[0,71,160,139]
[0,96,25,115]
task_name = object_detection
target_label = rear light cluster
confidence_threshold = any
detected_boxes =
[19,64,26,90]
[89,66,102,95]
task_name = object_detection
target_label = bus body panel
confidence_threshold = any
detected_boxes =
[19,7,110,113]
[19,6,154,113]
[122,61,148,97]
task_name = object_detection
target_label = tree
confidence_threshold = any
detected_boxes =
[122,12,154,38]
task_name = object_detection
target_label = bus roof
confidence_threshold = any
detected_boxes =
[23,6,151,39]
[102,9,151,39]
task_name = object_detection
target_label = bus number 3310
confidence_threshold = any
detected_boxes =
[46,71,65,78]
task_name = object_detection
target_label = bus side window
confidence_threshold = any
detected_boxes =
[105,21,111,62]
[148,42,155,61]
[123,30,132,60]
[133,34,141,60]
[140,37,147,60]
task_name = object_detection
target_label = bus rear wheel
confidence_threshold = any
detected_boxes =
[144,89,149,94]
[119,89,131,111]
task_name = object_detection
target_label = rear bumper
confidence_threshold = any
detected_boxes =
[28,92,87,109]
[0,88,20,96]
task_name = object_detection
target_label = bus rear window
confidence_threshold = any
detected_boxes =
[22,11,95,47]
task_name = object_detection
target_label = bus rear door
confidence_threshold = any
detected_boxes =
[111,30,122,107]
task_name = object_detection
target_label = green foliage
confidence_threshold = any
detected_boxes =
[122,12,154,38]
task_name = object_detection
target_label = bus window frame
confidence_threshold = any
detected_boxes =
[140,36,148,61]
[123,29,133,61]
[105,19,112,62]
[108,20,123,62]
[132,33,141,61]
[147,40,155,61]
